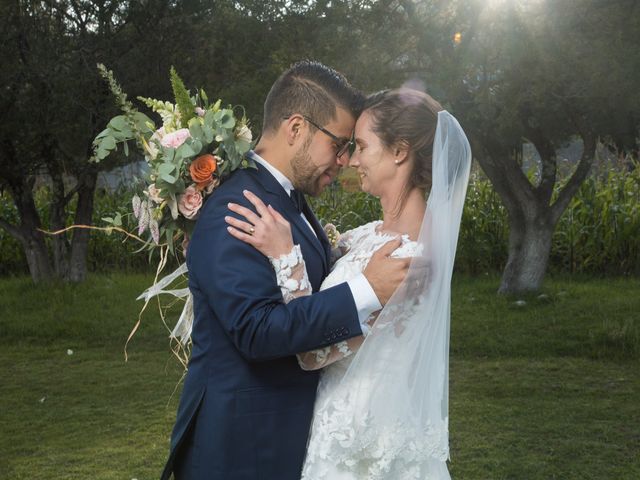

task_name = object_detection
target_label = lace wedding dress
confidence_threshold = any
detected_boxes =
[270,220,450,480]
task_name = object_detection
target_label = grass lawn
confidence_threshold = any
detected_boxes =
[0,273,638,479]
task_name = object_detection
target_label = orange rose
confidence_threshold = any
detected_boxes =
[190,154,218,189]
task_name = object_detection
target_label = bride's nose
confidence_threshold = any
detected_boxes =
[348,152,360,168]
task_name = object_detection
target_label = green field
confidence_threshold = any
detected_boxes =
[0,274,638,479]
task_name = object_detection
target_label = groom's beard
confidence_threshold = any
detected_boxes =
[291,136,324,197]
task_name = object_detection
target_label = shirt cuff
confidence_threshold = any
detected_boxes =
[347,273,382,335]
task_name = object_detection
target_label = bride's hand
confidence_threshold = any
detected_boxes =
[226,190,294,258]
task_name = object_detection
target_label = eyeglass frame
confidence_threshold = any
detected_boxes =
[283,114,354,158]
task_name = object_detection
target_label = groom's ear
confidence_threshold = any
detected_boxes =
[283,114,306,146]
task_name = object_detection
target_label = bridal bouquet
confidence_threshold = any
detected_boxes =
[91,64,254,251]
[90,65,254,362]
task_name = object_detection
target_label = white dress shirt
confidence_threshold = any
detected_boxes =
[248,151,381,332]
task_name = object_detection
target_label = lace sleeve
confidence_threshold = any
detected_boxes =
[270,243,370,371]
[269,245,312,303]
[296,332,367,371]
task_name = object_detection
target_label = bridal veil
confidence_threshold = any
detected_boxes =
[312,110,472,477]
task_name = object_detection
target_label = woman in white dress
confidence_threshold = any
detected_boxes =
[227,88,471,479]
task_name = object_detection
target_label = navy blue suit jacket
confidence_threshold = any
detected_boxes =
[161,161,362,480]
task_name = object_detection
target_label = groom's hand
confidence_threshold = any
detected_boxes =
[363,238,411,306]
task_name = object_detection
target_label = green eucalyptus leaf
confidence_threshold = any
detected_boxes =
[132,112,155,134]
[202,125,214,143]
[108,116,129,132]
[94,128,111,140]
[158,163,176,176]
[177,142,196,159]
[166,227,175,253]
[190,139,203,155]
[235,138,251,154]
[160,173,177,184]
[219,110,236,129]
[189,126,204,145]
[98,135,117,152]
[204,110,216,126]
[162,147,176,162]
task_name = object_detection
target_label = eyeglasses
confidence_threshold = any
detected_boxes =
[284,114,354,158]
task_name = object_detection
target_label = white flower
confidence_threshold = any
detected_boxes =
[145,127,165,160]
[67,349,74,355]
[146,183,163,204]
[167,195,179,220]
[236,124,252,143]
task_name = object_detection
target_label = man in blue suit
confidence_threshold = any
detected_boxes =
[161,60,410,480]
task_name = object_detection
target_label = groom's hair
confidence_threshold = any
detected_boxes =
[261,60,363,135]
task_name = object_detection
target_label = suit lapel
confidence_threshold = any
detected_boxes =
[300,198,331,275]
[251,162,329,276]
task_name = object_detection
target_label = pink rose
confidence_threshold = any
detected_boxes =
[195,107,206,117]
[160,128,190,149]
[178,185,203,219]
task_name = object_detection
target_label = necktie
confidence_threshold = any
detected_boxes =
[290,189,304,213]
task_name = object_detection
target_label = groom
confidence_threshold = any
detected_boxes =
[161,60,410,480]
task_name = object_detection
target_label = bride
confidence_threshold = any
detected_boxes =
[226,88,471,479]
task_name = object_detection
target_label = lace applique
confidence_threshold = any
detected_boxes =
[269,245,311,303]
[269,243,366,371]
[302,389,449,479]
[297,222,441,479]
[296,336,364,371]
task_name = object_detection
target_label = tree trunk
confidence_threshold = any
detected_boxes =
[68,169,97,282]
[499,212,555,294]
[49,168,70,278]
[19,228,54,283]
[10,179,54,283]
[474,123,596,295]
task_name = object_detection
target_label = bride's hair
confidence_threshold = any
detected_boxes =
[363,88,443,206]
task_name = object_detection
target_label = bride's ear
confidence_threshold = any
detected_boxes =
[392,140,410,165]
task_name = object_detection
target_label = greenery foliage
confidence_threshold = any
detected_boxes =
[551,164,640,275]
[2,161,638,277]
[0,189,181,276]
[309,163,640,277]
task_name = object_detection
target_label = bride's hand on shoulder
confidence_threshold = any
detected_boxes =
[226,190,294,258]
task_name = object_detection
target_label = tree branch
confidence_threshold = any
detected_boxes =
[518,103,557,204]
[550,130,596,224]
[0,217,23,242]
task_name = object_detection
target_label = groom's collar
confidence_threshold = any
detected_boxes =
[247,150,294,195]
